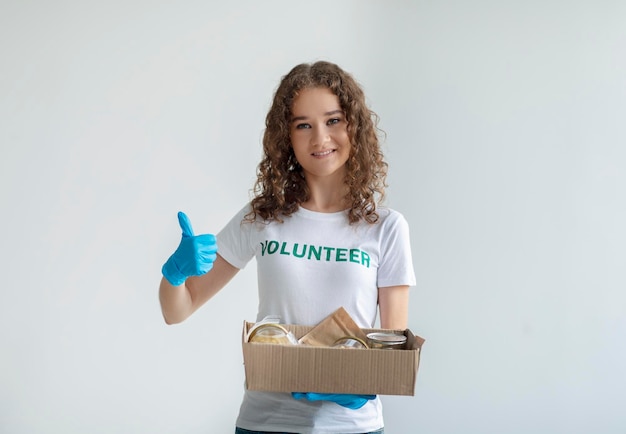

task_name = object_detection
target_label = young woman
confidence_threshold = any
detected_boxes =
[159,61,416,434]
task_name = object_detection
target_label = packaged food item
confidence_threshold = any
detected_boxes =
[332,336,369,349]
[298,307,368,347]
[247,316,298,345]
[366,332,407,350]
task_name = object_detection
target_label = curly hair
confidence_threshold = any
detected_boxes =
[246,61,388,224]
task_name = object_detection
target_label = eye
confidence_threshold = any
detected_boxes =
[327,118,341,126]
[295,123,311,129]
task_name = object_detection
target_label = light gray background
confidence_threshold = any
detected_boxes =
[1,1,625,433]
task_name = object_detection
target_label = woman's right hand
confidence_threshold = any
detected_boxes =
[161,211,218,286]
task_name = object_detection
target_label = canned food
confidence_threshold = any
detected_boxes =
[366,332,407,350]
[332,336,369,349]
[248,323,297,345]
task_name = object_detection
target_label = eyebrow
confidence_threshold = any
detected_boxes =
[291,109,344,123]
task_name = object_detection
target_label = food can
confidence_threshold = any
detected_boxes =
[248,323,297,345]
[332,336,369,349]
[366,332,407,350]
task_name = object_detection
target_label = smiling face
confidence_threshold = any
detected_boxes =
[289,87,351,186]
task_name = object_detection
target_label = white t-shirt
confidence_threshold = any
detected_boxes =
[217,204,416,433]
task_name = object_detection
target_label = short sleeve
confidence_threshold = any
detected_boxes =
[216,205,256,269]
[376,211,417,288]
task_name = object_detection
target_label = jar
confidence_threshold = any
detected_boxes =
[332,336,369,349]
[248,323,297,345]
[366,332,407,350]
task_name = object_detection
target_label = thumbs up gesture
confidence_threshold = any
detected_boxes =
[161,212,218,286]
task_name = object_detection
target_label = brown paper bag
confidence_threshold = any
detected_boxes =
[299,307,368,347]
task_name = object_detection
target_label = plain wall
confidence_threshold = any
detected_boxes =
[1,1,625,433]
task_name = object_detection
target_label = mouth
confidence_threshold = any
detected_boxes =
[312,149,336,157]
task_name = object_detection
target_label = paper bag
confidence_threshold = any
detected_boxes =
[299,307,368,347]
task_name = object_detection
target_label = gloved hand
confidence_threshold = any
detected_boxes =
[292,392,376,410]
[162,211,218,286]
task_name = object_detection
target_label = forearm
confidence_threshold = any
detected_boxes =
[159,254,239,325]
[378,285,410,329]
[159,278,194,324]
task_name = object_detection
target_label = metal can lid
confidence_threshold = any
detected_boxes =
[366,332,407,345]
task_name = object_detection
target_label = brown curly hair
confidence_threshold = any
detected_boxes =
[246,61,388,224]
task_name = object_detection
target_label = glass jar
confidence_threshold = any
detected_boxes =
[366,332,407,350]
[248,323,297,345]
[332,336,369,349]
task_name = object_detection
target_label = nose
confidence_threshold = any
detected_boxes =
[311,125,330,147]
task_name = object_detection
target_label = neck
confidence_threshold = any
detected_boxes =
[301,175,349,213]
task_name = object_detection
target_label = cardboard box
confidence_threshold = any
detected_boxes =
[242,321,425,396]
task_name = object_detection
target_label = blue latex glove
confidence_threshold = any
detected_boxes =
[162,211,218,286]
[292,392,376,410]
